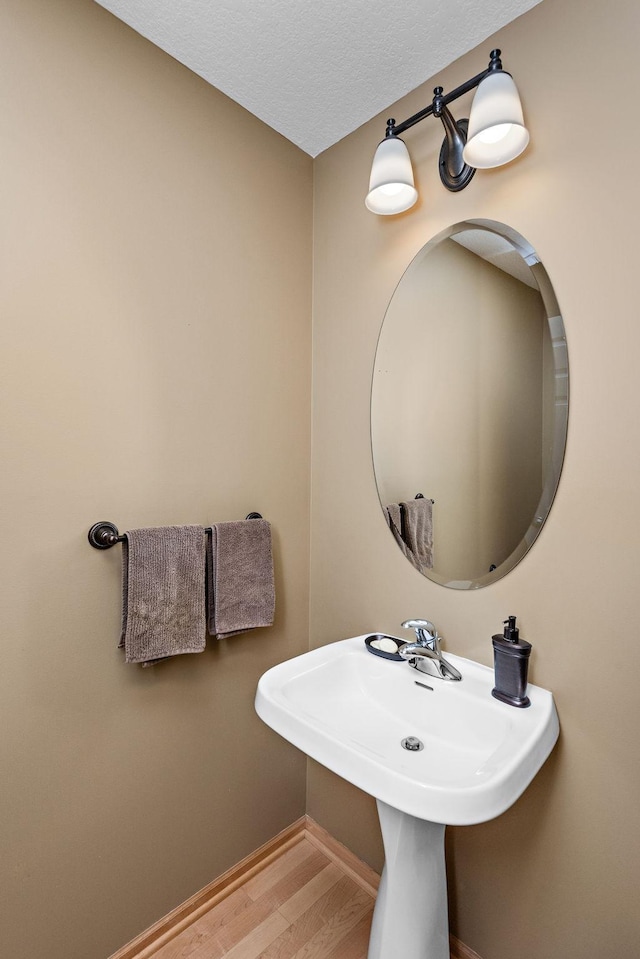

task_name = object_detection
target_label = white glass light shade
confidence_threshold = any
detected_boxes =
[365,136,418,215]
[462,71,529,169]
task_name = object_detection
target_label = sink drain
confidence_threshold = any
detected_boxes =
[401,736,424,752]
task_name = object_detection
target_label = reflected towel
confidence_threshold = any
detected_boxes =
[206,520,275,639]
[385,504,412,562]
[400,498,434,571]
[120,525,206,666]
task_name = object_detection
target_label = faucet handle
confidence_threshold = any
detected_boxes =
[401,619,437,646]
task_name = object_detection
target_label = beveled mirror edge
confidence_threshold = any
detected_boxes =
[370,218,569,590]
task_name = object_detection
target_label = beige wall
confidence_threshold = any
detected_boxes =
[310,0,640,956]
[0,1,311,957]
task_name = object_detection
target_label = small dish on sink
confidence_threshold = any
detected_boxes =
[364,633,407,661]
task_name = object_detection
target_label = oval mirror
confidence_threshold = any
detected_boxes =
[371,219,568,589]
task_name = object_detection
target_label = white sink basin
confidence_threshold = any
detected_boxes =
[255,634,559,826]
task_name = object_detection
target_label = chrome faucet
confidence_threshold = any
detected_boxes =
[399,619,462,682]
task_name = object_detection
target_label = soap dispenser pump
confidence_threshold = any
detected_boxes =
[491,615,532,708]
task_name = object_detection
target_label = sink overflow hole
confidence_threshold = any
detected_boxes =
[414,680,434,691]
[401,736,424,752]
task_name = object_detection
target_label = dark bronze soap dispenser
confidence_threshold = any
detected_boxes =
[491,615,532,707]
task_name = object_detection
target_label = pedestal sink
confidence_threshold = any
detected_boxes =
[255,635,559,959]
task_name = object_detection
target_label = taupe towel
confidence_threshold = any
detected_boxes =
[206,520,275,639]
[400,498,434,571]
[120,525,206,666]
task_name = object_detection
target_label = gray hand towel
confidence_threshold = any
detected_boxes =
[206,520,275,639]
[400,498,434,571]
[120,525,206,666]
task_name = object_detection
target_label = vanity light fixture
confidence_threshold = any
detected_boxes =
[365,49,529,215]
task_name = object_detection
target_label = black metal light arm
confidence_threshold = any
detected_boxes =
[380,50,505,193]
[388,50,503,138]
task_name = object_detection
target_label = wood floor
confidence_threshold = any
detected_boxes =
[110,817,480,959]
[152,837,375,959]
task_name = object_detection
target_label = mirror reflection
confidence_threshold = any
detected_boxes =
[371,220,568,589]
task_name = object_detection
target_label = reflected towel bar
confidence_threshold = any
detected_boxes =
[88,514,263,550]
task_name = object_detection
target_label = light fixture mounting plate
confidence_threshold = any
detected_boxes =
[439,119,475,192]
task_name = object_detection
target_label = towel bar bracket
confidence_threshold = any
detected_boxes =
[88,515,264,550]
[88,522,121,550]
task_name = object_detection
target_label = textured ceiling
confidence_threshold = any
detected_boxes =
[94,0,542,157]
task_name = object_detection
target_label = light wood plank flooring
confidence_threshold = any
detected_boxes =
[111,818,479,959]
[152,837,375,959]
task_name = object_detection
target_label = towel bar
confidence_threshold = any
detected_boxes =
[88,514,263,550]
[415,494,435,504]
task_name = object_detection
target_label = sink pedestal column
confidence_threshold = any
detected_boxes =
[368,800,449,959]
